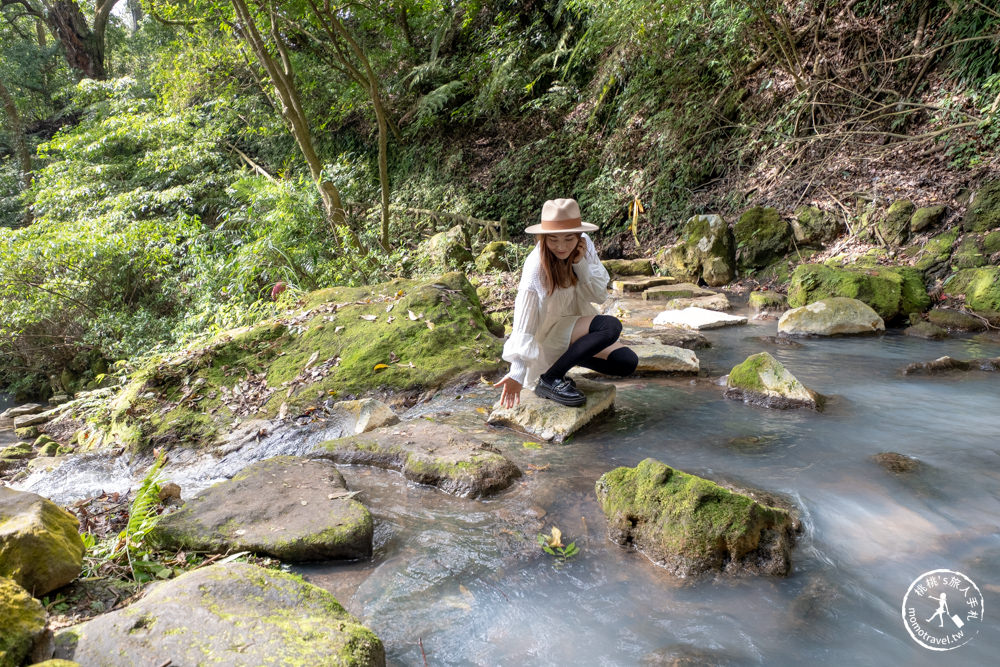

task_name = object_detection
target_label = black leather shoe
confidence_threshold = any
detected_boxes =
[535,376,586,407]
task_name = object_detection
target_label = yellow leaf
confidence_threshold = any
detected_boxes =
[373,363,389,371]
[396,289,405,297]
[522,441,542,449]
[545,526,564,548]
[475,406,488,415]
[426,320,435,330]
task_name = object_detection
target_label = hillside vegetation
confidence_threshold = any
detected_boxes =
[1,0,998,396]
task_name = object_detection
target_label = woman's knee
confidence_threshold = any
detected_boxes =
[590,315,622,341]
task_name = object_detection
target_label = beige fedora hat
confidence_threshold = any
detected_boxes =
[525,198,599,234]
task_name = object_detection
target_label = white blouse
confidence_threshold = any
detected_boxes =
[502,233,611,388]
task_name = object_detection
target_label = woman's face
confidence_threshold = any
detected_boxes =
[543,233,580,260]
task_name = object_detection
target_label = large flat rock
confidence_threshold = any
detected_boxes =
[653,307,748,330]
[621,326,710,350]
[312,421,521,498]
[487,377,615,442]
[642,282,716,301]
[153,456,373,561]
[0,487,85,596]
[631,344,700,374]
[659,293,731,311]
[0,404,45,420]
[54,562,384,666]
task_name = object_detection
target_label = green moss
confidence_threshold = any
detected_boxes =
[474,241,517,272]
[948,267,1000,313]
[983,230,1000,255]
[963,179,1000,232]
[748,291,787,312]
[727,353,770,393]
[734,207,792,271]
[908,228,958,272]
[602,258,654,276]
[0,576,48,667]
[14,426,38,440]
[910,205,946,233]
[595,459,789,563]
[793,206,840,246]
[952,236,986,269]
[0,443,33,460]
[787,263,929,321]
[878,199,914,247]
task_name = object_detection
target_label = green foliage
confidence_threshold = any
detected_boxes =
[536,526,580,561]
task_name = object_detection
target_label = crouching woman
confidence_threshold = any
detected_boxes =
[494,198,638,408]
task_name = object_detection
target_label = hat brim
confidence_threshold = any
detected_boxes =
[524,221,599,234]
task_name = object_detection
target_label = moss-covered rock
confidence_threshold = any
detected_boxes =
[474,241,517,272]
[787,263,929,321]
[983,230,1000,255]
[602,258,654,277]
[734,207,792,271]
[907,229,959,274]
[903,322,947,340]
[0,488,84,596]
[153,457,373,561]
[778,298,885,336]
[926,308,986,332]
[654,214,735,287]
[313,420,521,498]
[962,179,1000,232]
[418,225,474,271]
[611,276,676,293]
[1,575,50,667]
[660,293,731,312]
[910,205,946,233]
[948,267,1000,314]
[748,290,787,314]
[0,442,33,460]
[100,272,503,452]
[725,352,821,409]
[53,562,384,666]
[595,459,796,577]
[877,200,914,247]
[641,282,714,302]
[792,206,841,246]
[951,236,986,269]
[14,426,39,440]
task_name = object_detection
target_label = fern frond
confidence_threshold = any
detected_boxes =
[416,80,467,119]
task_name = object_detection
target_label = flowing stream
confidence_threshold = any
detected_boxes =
[8,306,1000,665]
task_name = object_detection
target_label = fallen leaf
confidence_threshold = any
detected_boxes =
[304,350,320,369]
[396,289,405,297]
[408,309,419,320]
[360,314,377,321]
[389,352,399,363]
[426,321,435,330]
[386,303,394,312]
[475,407,488,415]
[387,316,395,323]
[300,500,308,506]
[408,361,415,368]
[278,402,288,420]
[373,363,389,371]
[334,326,344,333]
[545,526,564,548]
[522,441,542,449]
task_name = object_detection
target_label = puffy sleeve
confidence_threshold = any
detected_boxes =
[572,233,610,305]
[502,249,543,385]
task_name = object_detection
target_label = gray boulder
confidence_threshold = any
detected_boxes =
[778,298,885,336]
[488,377,615,443]
[0,487,85,596]
[419,225,474,271]
[654,214,736,287]
[54,562,384,666]
[792,206,842,246]
[734,207,792,271]
[153,456,373,561]
[474,241,517,272]
[725,352,821,409]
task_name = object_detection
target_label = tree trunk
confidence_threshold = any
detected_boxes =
[42,0,118,80]
[0,76,34,226]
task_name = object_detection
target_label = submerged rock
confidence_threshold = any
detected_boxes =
[487,377,615,443]
[902,355,1000,375]
[725,352,821,410]
[746,335,804,349]
[787,263,929,321]
[903,322,947,340]
[54,562,385,666]
[333,398,400,434]
[653,307,747,330]
[0,487,85,596]
[602,258,655,277]
[654,214,736,287]
[595,458,796,577]
[871,452,922,474]
[0,576,51,666]
[778,298,885,336]
[314,420,521,497]
[153,456,373,561]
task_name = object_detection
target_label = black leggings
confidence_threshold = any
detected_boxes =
[541,315,638,381]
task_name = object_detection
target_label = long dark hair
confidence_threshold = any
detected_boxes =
[537,234,580,296]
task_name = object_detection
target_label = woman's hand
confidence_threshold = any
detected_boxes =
[572,236,587,263]
[493,375,523,408]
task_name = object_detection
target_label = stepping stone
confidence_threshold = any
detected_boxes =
[654,307,747,330]
[724,352,822,409]
[612,276,677,293]
[12,410,56,429]
[778,298,884,336]
[659,293,731,311]
[153,456,373,561]
[312,421,521,498]
[332,398,399,434]
[487,377,615,442]
[642,282,715,301]
[575,345,699,376]
[0,404,44,420]
[603,258,655,277]
[622,326,711,350]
